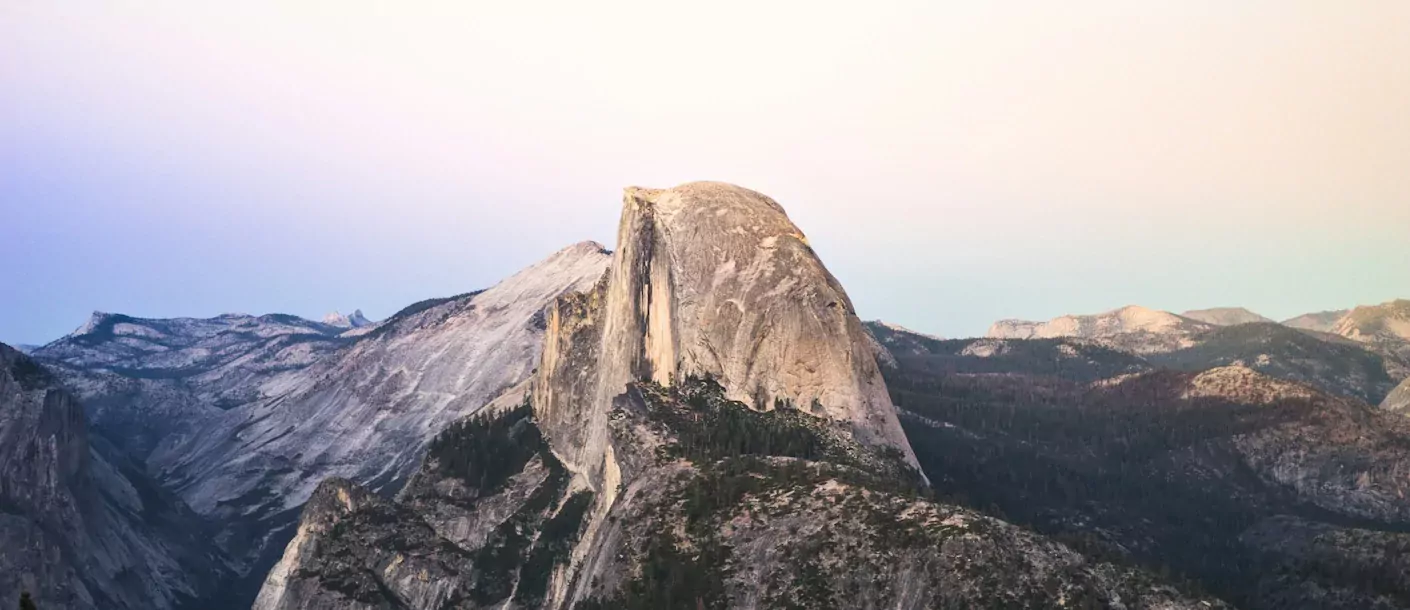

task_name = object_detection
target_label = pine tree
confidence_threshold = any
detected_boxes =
[19,592,37,610]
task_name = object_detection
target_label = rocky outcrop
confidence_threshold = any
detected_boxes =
[1384,378,1410,412]
[987,305,1212,354]
[1330,299,1410,360]
[0,343,230,610]
[254,183,1224,610]
[1282,309,1349,333]
[1182,307,1274,326]
[320,309,374,330]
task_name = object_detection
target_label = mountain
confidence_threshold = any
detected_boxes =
[1329,299,1410,360]
[156,243,609,578]
[1146,322,1402,404]
[1181,307,1274,326]
[982,304,1407,404]
[320,310,374,330]
[1384,378,1410,412]
[254,182,1222,610]
[0,343,230,610]
[28,243,612,605]
[867,321,1151,383]
[876,322,1410,609]
[14,344,38,354]
[987,305,1212,354]
[32,312,349,459]
[1282,310,1349,333]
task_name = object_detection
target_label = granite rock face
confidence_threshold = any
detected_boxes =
[0,343,229,610]
[535,182,917,483]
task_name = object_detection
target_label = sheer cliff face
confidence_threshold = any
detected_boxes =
[535,182,917,481]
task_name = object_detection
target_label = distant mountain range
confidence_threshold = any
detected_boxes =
[5,181,1407,610]
[872,322,1410,609]
[982,300,1410,404]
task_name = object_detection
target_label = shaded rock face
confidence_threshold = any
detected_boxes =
[255,183,1222,610]
[535,182,917,483]
[251,405,586,610]
[0,343,230,610]
[1182,307,1274,326]
[875,322,1410,609]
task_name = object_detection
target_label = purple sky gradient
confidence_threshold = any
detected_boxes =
[3,2,1408,346]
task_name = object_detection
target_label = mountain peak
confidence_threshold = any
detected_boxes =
[321,309,374,329]
[535,181,918,482]
[69,310,115,337]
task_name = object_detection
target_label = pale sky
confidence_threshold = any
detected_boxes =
[2,1,1408,345]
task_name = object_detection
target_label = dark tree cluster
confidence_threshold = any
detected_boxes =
[424,401,544,496]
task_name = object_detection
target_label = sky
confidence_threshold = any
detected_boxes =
[2,1,1408,346]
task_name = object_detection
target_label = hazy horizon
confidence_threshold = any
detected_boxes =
[4,1,1409,346]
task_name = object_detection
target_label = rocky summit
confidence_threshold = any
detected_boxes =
[251,183,1221,610]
